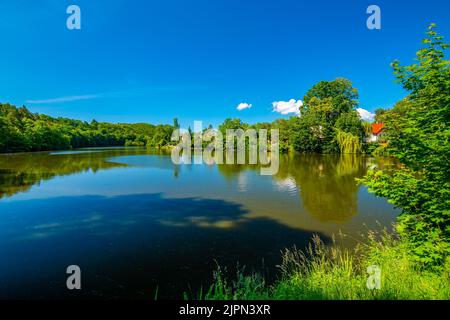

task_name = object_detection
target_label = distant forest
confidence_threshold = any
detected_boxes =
[1,78,385,154]
[0,103,174,152]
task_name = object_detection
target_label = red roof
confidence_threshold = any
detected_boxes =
[372,123,384,135]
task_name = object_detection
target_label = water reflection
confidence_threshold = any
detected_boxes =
[276,154,365,223]
[0,147,399,298]
[0,193,330,299]
[0,148,161,199]
[0,148,397,226]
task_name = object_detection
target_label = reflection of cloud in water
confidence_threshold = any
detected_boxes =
[159,216,246,229]
[273,176,298,195]
[1,194,250,242]
[82,213,103,223]
[21,212,105,240]
[0,193,331,299]
[237,173,248,193]
[31,222,61,229]
[0,150,400,251]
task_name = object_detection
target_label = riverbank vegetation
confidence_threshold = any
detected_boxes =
[362,24,449,267]
[199,233,449,300]
[199,24,449,300]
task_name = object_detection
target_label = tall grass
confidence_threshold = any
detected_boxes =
[200,231,450,300]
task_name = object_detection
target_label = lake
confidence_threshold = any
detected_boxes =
[0,147,399,299]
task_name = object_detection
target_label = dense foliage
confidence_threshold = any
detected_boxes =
[0,103,174,153]
[292,78,364,153]
[216,79,367,154]
[362,24,450,266]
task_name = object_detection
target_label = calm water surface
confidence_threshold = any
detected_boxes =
[0,147,399,299]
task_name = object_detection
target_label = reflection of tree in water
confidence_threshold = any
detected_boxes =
[215,150,271,179]
[275,154,366,223]
[217,163,259,179]
[1,148,391,225]
[214,153,370,223]
[0,149,139,199]
[0,169,53,199]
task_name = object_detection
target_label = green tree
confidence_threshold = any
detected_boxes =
[291,78,363,153]
[302,78,359,117]
[173,118,180,130]
[291,113,324,153]
[362,24,450,266]
[374,108,387,123]
[335,111,364,138]
[271,119,291,152]
[218,118,248,134]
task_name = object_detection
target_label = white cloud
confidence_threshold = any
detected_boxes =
[272,99,302,115]
[26,94,101,104]
[357,108,375,122]
[236,102,252,111]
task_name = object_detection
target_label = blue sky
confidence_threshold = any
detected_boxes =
[1,0,449,128]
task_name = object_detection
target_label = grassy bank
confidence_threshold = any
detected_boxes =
[198,231,449,300]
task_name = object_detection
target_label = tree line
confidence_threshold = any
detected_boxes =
[0,104,174,153]
[1,76,382,155]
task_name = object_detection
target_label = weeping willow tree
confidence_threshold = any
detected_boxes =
[362,121,372,138]
[336,130,361,154]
